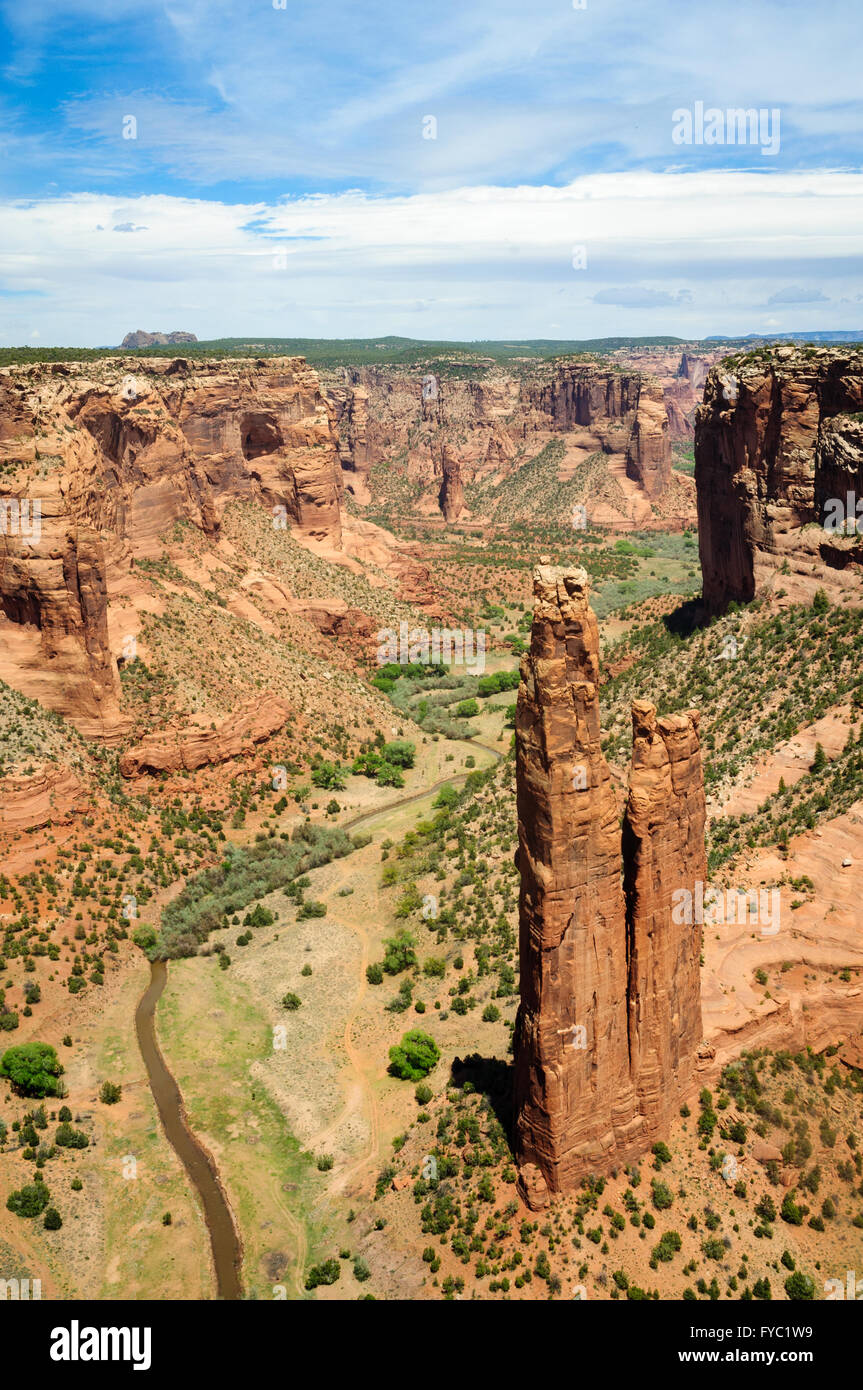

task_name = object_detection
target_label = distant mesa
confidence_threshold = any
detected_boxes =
[121,330,198,348]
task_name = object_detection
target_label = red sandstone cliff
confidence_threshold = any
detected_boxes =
[696,345,863,613]
[513,565,706,1205]
[0,357,344,735]
[324,360,673,519]
[624,700,706,1146]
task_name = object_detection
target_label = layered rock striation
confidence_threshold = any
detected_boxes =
[513,565,706,1204]
[696,345,863,613]
[0,357,343,734]
[324,360,673,519]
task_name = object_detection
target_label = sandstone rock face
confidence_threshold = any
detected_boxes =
[0,765,89,831]
[0,357,342,733]
[696,346,863,613]
[121,330,198,348]
[513,566,706,1201]
[323,361,673,519]
[623,700,706,1146]
[615,348,721,442]
[437,442,465,522]
[119,695,289,777]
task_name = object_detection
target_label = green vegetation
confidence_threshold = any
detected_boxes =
[0,1043,64,1098]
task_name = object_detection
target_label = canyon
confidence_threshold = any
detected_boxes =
[324,358,689,526]
[512,564,707,1206]
[0,356,429,741]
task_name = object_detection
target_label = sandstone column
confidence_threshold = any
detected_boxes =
[513,565,707,1206]
[513,564,638,1203]
[623,700,706,1146]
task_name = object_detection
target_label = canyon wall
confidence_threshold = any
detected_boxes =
[696,345,863,613]
[325,360,673,520]
[0,357,343,735]
[513,564,706,1205]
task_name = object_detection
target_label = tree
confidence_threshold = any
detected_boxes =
[43,1207,63,1231]
[432,785,459,810]
[99,1081,122,1105]
[282,993,302,1011]
[311,762,347,791]
[7,1182,50,1218]
[781,1191,804,1226]
[0,1042,64,1098]
[381,740,416,769]
[784,1271,815,1301]
[388,1030,440,1081]
[376,763,405,788]
[305,1258,341,1289]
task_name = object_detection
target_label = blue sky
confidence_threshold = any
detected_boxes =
[1,0,861,343]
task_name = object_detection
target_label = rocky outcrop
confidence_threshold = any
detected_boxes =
[624,700,706,1147]
[513,565,706,1202]
[323,361,673,520]
[0,357,343,733]
[119,695,289,777]
[121,331,198,348]
[436,443,464,522]
[0,765,89,831]
[696,346,863,613]
[624,381,671,499]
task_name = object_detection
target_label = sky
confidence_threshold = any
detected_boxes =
[0,0,861,345]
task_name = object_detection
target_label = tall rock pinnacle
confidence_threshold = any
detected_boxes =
[513,565,706,1207]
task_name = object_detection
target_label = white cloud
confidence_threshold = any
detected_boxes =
[0,170,861,343]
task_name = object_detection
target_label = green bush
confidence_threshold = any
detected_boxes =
[388,1030,440,1081]
[305,1258,341,1290]
[7,1182,50,1219]
[0,1043,64,1098]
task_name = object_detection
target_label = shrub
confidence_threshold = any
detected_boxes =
[43,1207,63,1231]
[305,1258,341,1290]
[382,741,416,769]
[282,993,302,1011]
[0,1043,64,1098]
[352,1256,371,1283]
[651,1180,674,1211]
[99,1081,122,1105]
[784,1271,815,1301]
[388,1030,440,1081]
[7,1182,50,1218]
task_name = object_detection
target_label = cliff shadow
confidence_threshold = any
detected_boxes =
[450,1052,514,1133]
[662,593,710,637]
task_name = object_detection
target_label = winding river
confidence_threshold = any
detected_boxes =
[134,735,505,1299]
[134,960,244,1300]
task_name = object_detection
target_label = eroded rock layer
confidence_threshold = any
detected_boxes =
[696,345,863,613]
[325,360,673,518]
[0,357,343,735]
[513,566,706,1203]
